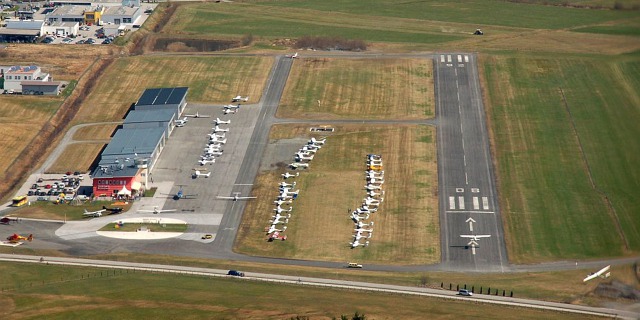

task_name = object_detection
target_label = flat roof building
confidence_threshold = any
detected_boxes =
[135,87,188,118]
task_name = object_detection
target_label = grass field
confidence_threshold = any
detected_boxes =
[72,124,119,141]
[483,54,640,263]
[46,143,105,174]
[235,124,438,265]
[0,262,608,319]
[74,56,272,123]
[9,201,131,221]
[99,223,187,232]
[278,58,434,119]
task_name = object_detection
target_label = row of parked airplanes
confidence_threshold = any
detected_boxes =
[350,154,385,248]
[265,137,327,241]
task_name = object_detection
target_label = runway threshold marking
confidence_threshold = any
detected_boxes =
[458,196,465,210]
[473,197,480,210]
[445,210,496,214]
[449,196,455,210]
[483,197,489,210]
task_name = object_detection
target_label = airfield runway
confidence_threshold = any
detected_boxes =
[434,53,508,271]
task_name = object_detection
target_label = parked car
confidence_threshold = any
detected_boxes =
[458,289,473,296]
[62,37,73,44]
[76,39,85,44]
[347,262,363,268]
[28,190,34,196]
[227,270,245,277]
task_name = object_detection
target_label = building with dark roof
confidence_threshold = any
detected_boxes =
[135,87,188,119]
[123,109,176,137]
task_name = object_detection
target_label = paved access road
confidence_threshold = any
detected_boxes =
[435,53,508,271]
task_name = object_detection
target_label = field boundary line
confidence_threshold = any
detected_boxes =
[559,87,629,250]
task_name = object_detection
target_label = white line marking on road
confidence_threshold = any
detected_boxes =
[458,54,462,62]
[464,55,469,63]
[465,172,468,185]
[447,55,452,63]
[441,55,445,63]
[458,196,465,210]
[471,188,479,193]
[473,197,480,210]
[446,210,495,214]
[449,196,455,210]
[463,155,467,166]
[456,188,464,193]
[483,197,489,210]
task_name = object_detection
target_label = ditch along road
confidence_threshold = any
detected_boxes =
[2,53,637,285]
[0,253,636,319]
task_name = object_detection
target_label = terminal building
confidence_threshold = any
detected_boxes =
[91,87,188,198]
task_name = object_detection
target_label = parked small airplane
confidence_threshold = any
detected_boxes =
[286,52,298,59]
[204,150,223,157]
[368,165,383,171]
[204,144,223,151]
[214,125,229,133]
[207,132,225,139]
[266,225,286,235]
[268,231,287,241]
[277,193,298,201]
[295,153,314,162]
[354,207,376,215]
[217,192,257,201]
[209,137,227,144]
[175,117,188,127]
[192,170,211,178]
[353,232,367,242]
[223,108,238,115]
[356,221,374,228]
[368,190,385,198]
[367,178,385,185]
[308,137,326,145]
[366,170,384,179]
[351,212,369,222]
[199,159,215,166]
[350,239,369,248]
[583,265,611,282]
[6,233,33,243]
[274,206,293,214]
[173,186,197,200]
[290,162,309,170]
[274,199,293,206]
[280,188,300,196]
[270,213,291,224]
[367,154,382,160]
[83,208,106,217]
[282,172,299,179]
[365,184,383,191]
[138,206,178,214]
[354,227,374,234]
[102,206,123,214]
[232,95,249,102]
[185,111,211,118]
[278,181,296,188]
[214,118,231,125]
[300,146,318,153]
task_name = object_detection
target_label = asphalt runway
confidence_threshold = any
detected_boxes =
[435,53,508,271]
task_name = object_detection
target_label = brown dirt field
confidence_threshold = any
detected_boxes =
[278,58,434,120]
[235,124,439,265]
[74,56,272,123]
[72,124,119,141]
[46,143,106,174]
[1,44,112,80]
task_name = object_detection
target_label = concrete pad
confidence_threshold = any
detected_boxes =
[97,231,183,240]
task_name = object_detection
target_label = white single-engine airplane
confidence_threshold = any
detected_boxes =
[282,172,299,179]
[175,117,188,127]
[274,199,293,206]
[214,125,229,133]
[266,225,286,234]
[214,118,230,125]
[217,192,257,201]
[286,52,298,59]
[274,206,293,214]
[232,95,249,102]
[192,170,211,178]
[270,213,291,224]
[459,234,491,241]
[351,212,369,222]
[198,159,215,166]
[583,265,611,282]
[83,208,106,217]
[290,162,309,170]
[279,181,296,188]
[308,137,326,145]
[350,239,369,248]
[184,111,211,118]
[138,206,177,214]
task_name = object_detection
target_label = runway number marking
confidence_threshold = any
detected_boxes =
[471,188,479,193]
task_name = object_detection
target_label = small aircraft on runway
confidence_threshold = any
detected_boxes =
[192,170,211,178]
[214,118,231,125]
[286,52,298,59]
[459,234,491,241]
[172,186,197,200]
[184,111,211,118]
[6,233,32,243]
[83,208,106,217]
[138,206,178,214]
[583,265,611,282]
[175,117,188,127]
[232,95,249,102]
[102,206,123,214]
[217,192,257,201]
[349,239,369,248]
[282,172,299,179]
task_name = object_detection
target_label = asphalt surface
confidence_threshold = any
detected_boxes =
[435,53,508,272]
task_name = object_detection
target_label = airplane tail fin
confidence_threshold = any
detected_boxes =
[27,234,33,241]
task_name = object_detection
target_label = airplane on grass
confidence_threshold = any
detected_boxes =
[290,162,309,170]
[351,212,369,222]
[270,213,291,224]
[6,233,32,243]
[295,153,314,162]
[266,225,286,235]
[274,199,292,206]
[353,231,372,241]
[274,206,293,214]
[279,181,296,188]
[365,184,382,191]
[102,206,123,214]
[350,239,369,248]
[354,227,374,234]
[217,192,257,201]
[286,52,298,59]
[184,111,211,118]
[214,118,230,125]
[282,172,299,179]
[138,206,177,214]
[232,95,249,102]
[268,231,287,241]
[172,186,197,200]
[308,137,326,145]
[356,221,374,228]
[83,208,106,217]
[175,117,188,127]
[192,170,211,178]
[584,265,611,282]
[368,190,385,198]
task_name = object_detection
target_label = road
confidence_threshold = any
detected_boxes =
[435,53,508,271]
[0,253,635,319]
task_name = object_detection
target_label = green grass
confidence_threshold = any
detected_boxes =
[248,0,638,29]
[573,25,640,36]
[484,54,640,262]
[60,80,77,97]
[0,262,607,319]
[11,201,129,221]
[99,223,187,232]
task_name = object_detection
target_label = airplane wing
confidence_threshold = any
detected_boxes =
[584,266,611,282]
[159,209,177,212]
[216,196,235,199]
[137,210,156,213]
